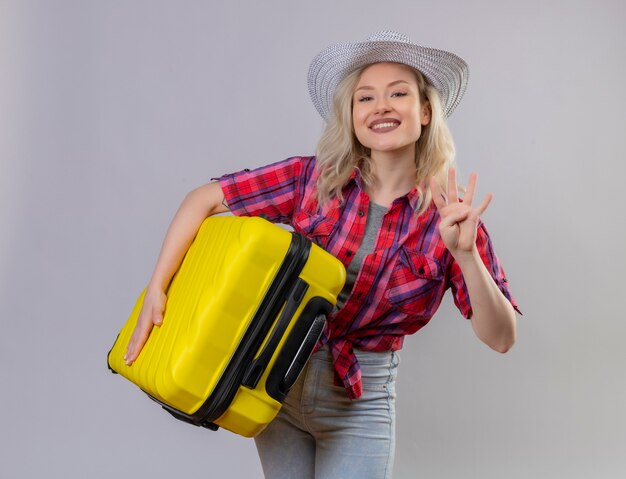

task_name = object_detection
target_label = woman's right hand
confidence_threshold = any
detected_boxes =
[124,287,167,365]
[121,181,230,366]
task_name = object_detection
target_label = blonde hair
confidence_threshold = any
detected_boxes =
[315,63,456,216]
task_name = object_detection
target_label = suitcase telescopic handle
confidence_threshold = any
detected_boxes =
[241,279,310,389]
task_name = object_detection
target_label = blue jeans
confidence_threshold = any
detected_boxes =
[254,346,399,479]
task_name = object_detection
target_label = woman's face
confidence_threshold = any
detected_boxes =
[352,62,430,157]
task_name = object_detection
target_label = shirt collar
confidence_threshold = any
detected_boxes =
[349,166,422,212]
[405,187,421,211]
[348,166,360,185]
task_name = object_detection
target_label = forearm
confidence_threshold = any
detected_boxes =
[147,182,229,293]
[455,249,517,353]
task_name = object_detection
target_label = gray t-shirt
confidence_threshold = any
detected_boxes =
[336,202,387,309]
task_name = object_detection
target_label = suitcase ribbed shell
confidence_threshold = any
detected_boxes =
[108,216,345,437]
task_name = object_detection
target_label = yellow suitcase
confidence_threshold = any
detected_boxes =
[108,215,345,437]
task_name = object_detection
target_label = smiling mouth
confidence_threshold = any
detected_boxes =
[370,121,400,131]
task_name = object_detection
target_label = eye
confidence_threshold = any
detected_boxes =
[391,91,408,98]
[358,95,373,102]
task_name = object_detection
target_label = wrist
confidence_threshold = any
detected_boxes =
[146,278,168,295]
[451,246,481,269]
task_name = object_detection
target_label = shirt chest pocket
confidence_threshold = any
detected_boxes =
[292,210,337,246]
[384,248,444,316]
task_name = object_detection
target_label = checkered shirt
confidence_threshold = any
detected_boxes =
[218,156,519,399]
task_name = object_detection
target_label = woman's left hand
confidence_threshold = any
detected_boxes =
[429,168,492,260]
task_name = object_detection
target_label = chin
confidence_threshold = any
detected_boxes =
[371,143,413,154]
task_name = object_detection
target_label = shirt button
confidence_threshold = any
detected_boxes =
[346,250,353,257]
[418,266,425,275]
[358,210,364,217]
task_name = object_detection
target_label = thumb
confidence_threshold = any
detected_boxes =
[152,308,163,326]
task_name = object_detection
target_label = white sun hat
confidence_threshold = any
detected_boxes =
[307,30,469,122]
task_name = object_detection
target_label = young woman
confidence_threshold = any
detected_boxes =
[124,31,519,479]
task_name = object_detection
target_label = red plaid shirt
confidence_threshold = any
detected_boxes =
[218,156,519,399]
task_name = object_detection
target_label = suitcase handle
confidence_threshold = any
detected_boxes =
[281,312,326,390]
[241,278,310,389]
[264,297,332,401]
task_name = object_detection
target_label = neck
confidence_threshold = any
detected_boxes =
[366,146,417,206]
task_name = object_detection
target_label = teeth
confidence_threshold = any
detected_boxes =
[371,122,399,130]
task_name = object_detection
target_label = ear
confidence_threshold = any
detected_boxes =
[420,102,432,126]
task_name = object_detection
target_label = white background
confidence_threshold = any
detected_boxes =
[1,0,625,477]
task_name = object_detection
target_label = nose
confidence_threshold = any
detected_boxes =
[373,96,391,114]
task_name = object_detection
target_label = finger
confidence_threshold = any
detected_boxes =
[464,172,477,207]
[439,208,470,228]
[429,177,447,210]
[447,168,458,203]
[125,319,154,365]
[474,192,493,216]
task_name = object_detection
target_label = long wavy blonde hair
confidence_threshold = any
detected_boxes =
[315,63,456,216]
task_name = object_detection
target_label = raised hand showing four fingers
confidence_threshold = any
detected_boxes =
[429,168,493,259]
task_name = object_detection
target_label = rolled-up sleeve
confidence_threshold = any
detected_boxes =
[448,221,521,319]
[216,156,308,224]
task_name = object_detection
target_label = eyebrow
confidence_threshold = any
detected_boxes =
[354,79,411,92]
